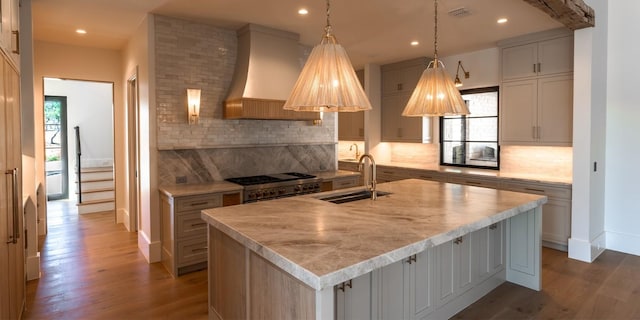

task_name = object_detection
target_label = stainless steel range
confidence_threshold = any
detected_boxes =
[226,172,322,203]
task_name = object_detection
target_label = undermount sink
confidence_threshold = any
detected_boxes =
[319,190,391,204]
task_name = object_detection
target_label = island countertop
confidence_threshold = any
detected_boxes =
[201,179,547,291]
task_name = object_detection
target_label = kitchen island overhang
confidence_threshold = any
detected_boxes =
[202,179,547,319]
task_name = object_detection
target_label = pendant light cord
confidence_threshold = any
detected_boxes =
[325,0,332,36]
[433,0,438,61]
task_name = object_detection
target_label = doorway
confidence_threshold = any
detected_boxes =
[44,96,68,200]
[127,70,141,232]
[43,78,115,221]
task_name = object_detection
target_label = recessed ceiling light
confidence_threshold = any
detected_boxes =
[76,29,87,34]
[410,41,419,46]
[497,18,508,24]
[298,8,309,15]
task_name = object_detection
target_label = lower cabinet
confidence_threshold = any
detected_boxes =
[335,273,373,320]
[500,181,571,250]
[161,190,242,277]
[336,222,505,319]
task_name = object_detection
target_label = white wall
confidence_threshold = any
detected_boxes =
[604,0,640,256]
[123,15,160,263]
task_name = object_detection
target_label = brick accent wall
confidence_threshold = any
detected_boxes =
[153,15,336,150]
[153,15,337,183]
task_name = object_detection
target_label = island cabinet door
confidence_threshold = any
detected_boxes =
[335,272,372,320]
[378,249,435,320]
[434,233,473,308]
[473,221,506,283]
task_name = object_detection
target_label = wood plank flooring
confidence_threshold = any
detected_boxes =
[24,199,640,319]
[23,200,208,319]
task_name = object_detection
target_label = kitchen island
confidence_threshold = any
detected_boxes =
[201,179,547,320]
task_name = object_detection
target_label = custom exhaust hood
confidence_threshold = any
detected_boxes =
[224,24,320,120]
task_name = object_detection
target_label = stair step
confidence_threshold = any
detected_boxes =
[77,199,115,214]
[76,180,114,192]
[75,177,113,183]
[76,166,113,173]
[77,190,115,202]
[75,187,114,194]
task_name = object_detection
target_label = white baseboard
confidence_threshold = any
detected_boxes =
[27,252,41,280]
[568,231,606,262]
[138,230,162,263]
[606,230,640,256]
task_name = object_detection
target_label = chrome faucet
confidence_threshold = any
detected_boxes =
[349,143,360,160]
[358,154,377,200]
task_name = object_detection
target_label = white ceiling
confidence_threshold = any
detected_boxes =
[32,0,564,68]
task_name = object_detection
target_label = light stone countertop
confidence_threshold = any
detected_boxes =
[201,179,547,291]
[159,181,243,198]
[312,170,361,180]
[340,160,572,186]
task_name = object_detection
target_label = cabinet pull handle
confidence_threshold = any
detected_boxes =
[397,128,403,138]
[454,237,463,245]
[405,254,417,264]
[524,187,545,193]
[397,83,403,91]
[419,176,433,179]
[5,169,19,244]
[537,62,541,73]
[12,30,19,54]
[489,223,498,230]
[338,279,353,292]
[533,63,537,73]
[191,222,207,227]
[537,126,541,139]
[465,181,482,185]
[189,201,209,207]
[191,247,208,253]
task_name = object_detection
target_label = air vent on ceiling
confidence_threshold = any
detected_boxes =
[448,7,471,18]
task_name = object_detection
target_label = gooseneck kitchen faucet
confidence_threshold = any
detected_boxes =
[358,154,377,200]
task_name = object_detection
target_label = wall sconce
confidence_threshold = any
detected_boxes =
[312,108,324,126]
[187,88,201,125]
[454,61,470,87]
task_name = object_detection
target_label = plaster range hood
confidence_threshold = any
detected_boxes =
[224,24,320,120]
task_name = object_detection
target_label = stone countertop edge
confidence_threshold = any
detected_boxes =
[312,170,361,180]
[340,160,572,187]
[200,185,547,291]
[159,181,244,198]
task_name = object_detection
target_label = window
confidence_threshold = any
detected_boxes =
[440,86,499,169]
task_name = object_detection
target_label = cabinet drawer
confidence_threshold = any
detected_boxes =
[448,176,500,189]
[333,177,359,190]
[176,194,222,213]
[500,181,571,200]
[176,211,208,239]
[177,237,208,266]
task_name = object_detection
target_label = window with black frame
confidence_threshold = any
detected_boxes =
[440,86,499,169]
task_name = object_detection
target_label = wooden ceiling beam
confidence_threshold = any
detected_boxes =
[523,0,595,30]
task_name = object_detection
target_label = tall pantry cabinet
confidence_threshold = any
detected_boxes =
[0,0,24,316]
[499,30,574,146]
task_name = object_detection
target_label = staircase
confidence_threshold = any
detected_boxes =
[76,166,115,214]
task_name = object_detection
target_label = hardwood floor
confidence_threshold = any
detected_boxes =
[24,200,640,319]
[23,200,208,319]
[454,246,640,319]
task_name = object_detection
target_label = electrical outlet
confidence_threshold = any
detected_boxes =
[176,176,187,184]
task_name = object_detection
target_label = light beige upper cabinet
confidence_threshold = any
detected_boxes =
[339,69,366,141]
[0,0,20,67]
[500,31,573,146]
[501,36,573,81]
[381,58,431,143]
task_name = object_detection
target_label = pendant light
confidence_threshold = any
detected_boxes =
[283,0,372,112]
[402,0,469,117]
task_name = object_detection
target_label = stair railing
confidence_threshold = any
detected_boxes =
[74,126,82,204]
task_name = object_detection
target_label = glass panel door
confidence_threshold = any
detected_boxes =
[45,96,68,200]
